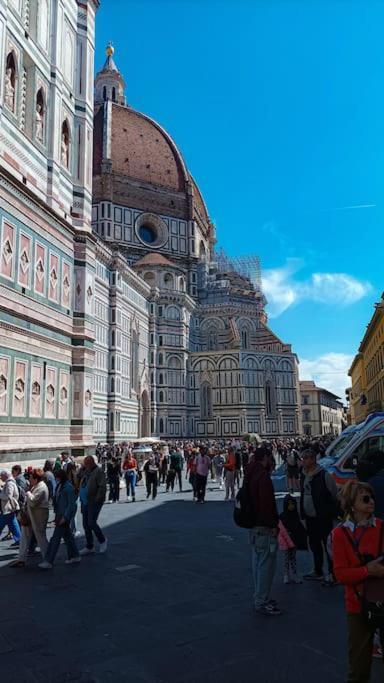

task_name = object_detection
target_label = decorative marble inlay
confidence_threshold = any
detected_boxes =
[36,258,45,280]
[19,248,30,274]
[2,238,13,264]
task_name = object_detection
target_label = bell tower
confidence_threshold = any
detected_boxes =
[94,43,126,106]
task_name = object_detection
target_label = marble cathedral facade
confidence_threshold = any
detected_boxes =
[0,6,301,463]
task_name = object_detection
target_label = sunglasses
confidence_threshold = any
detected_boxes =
[361,494,375,504]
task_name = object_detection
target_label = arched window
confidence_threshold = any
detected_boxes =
[167,306,180,321]
[143,271,155,287]
[179,277,185,292]
[112,86,116,101]
[265,381,276,417]
[35,88,45,143]
[201,382,213,419]
[130,330,139,392]
[159,390,164,403]
[111,377,115,393]
[61,119,70,169]
[103,86,107,101]
[4,52,17,113]
[159,418,164,433]
[164,273,174,289]
[158,353,163,366]
[207,331,217,351]
[241,329,249,349]
[159,373,164,384]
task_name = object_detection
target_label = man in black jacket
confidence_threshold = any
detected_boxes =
[247,445,281,616]
[300,449,338,584]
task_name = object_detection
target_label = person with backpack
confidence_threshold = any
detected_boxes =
[245,445,281,616]
[286,447,300,493]
[300,448,338,585]
[194,449,211,503]
[332,480,384,683]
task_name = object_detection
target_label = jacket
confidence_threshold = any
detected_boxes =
[332,518,383,614]
[300,466,338,520]
[79,466,106,504]
[0,477,20,514]
[246,461,278,529]
[53,481,77,522]
[26,481,49,509]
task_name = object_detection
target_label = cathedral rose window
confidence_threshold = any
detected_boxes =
[139,224,157,244]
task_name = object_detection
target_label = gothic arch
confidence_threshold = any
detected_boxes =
[200,381,213,419]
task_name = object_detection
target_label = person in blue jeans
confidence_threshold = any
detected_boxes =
[245,446,281,616]
[78,456,107,555]
[39,469,80,569]
[0,470,21,545]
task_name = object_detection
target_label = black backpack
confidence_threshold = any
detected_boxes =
[233,478,256,529]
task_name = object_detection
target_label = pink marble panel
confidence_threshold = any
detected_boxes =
[49,252,59,302]
[30,364,42,418]
[13,360,27,417]
[61,261,71,309]
[34,243,46,295]
[45,367,57,418]
[1,221,15,280]
[59,370,69,419]
[18,233,32,287]
[0,356,9,416]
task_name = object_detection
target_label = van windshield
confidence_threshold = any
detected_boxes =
[328,432,357,458]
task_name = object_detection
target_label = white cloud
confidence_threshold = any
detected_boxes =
[262,258,372,317]
[299,352,354,401]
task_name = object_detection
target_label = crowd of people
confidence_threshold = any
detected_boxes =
[1,434,383,681]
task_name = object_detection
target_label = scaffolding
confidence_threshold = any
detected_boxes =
[214,247,262,292]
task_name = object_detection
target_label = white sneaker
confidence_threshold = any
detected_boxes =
[79,547,95,556]
[65,556,81,564]
[74,531,81,538]
[38,561,53,570]
[283,574,290,584]
[99,539,108,554]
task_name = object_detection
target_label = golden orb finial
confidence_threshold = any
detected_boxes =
[106,42,114,57]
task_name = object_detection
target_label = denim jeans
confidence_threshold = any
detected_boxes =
[81,502,105,549]
[125,471,136,497]
[0,512,21,542]
[250,526,278,608]
[45,521,79,564]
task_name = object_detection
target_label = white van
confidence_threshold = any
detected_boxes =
[320,412,384,485]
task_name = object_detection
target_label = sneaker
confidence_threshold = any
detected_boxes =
[38,561,53,570]
[10,541,20,548]
[99,539,108,554]
[291,574,303,584]
[283,574,290,585]
[74,531,81,538]
[65,556,81,564]
[322,574,337,587]
[304,571,324,581]
[79,547,95,556]
[255,603,282,616]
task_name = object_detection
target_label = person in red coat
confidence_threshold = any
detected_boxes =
[332,480,384,682]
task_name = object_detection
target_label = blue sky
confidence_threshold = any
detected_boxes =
[95,1,384,398]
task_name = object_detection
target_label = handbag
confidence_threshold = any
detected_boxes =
[342,522,384,629]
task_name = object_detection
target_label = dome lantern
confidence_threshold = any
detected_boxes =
[94,43,126,106]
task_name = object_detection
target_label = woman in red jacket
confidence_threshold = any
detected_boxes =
[332,480,384,682]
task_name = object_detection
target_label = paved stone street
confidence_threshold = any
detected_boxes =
[0,480,381,683]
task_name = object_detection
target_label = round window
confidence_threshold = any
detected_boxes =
[139,224,157,244]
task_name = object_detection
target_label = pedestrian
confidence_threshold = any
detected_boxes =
[246,445,281,616]
[166,465,176,492]
[144,455,159,499]
[286,447,300,492]
[10,468,49,568]
[43,460,56,500]
[169,448,183,492]
[332,480,384,682]
[194,449,211,503]
[278,494,307,584]
[122,452,138,502]
[78,455,107,555]
[107,455,121,503]
[159,452,168,485]
[39,468,80,569]
[0,470,21,546]
[223,448,236,500]
[300,448,338,584]
[186,454,197,500]
[66,461,81,536]
[212,451,225,489]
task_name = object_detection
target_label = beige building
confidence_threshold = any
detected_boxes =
[300,380,344,437]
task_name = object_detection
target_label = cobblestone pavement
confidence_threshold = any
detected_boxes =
[0,480,381,683]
